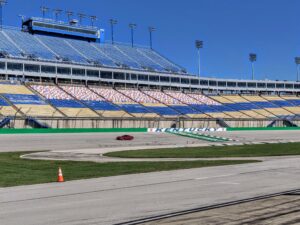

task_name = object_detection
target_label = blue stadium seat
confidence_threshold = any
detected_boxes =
[48,99,84,108]
[2,94,46,105]
[82,100,120,111]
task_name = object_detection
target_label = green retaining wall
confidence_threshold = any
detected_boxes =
[0,128,147,134]
[228,127,300,131]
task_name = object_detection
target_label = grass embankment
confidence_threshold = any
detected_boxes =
[0,152,257,187]
[105,142,300,158]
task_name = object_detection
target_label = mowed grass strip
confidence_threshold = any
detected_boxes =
[105,142,300,158]
[0,152,258,187]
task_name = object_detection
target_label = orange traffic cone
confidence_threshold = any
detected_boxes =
[57,167,64,182]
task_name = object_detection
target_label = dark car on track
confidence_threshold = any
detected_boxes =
[116,135,134,141]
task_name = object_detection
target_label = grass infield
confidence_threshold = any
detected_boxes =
[105,142,300,158]
[0,152,258,187]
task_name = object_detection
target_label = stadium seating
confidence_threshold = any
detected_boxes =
[0,31,23,57]
[60,85,131,118]
[0,95,17,116]
[143,90,203,118]
[0,27,185,73]
[0,82,62,117]
[209,96,251,119]
[261,95,300,117]
[164,91,212,118]
[116,45,165,71]
[3,29,56,61]
[65,39,117,67]
[119,89,182,117]
[30,84,97,117]
[242,95,294,117]
[138,48,184,73]
[36,35,87,63]
[221,95,268,118]
[89,87,158,118]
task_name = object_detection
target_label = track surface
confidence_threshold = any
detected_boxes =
[1,130,300,153]
[1,156,300,225]
[141,195,300,225]
[1,130,300,224]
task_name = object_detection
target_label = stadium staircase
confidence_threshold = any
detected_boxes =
[0,117,11,128]
[216,118,230,128]
[25,117,50,128]
[267,119,298,127]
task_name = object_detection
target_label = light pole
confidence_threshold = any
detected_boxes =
[295,57,300,82]
[195,40,203,77]
[129,23,137,48]
[40,6,49,19]
[90,15,97,27]
[148,26,155,49]
[249,53,257,80]
[78,13,86,25]
[53,9,62,21]
[66,11,73,22]
[109,19,117,44]
[0,0,7,30]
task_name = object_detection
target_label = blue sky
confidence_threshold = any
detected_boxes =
[3,0,300,81]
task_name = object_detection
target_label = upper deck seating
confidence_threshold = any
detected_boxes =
[0,31,23,57]
[89,87,157,118]
[116,45,165,71]
[36,35,89,64]
[4,30,56,61]
[242,95,294,117]
[0,83,62,117]
[138,48,183,73]
[0,28,186,73]
[65,39,117,67]
[93,44,142,70]
[60,85,130,118]
[30,84,97,117]
[143,90,201,118]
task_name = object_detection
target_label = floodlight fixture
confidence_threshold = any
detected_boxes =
[249,53,257,80]
[40,6,49,19]
[66,11,74,21]
[78,13,86,24]
[295,57,300,81]
[53,9,63,21]
[195,40,203,77]
[90,15,97,27]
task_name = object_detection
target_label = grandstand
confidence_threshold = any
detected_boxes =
[0,13,299,128]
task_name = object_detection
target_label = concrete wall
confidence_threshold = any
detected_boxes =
[4,117,292,129]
